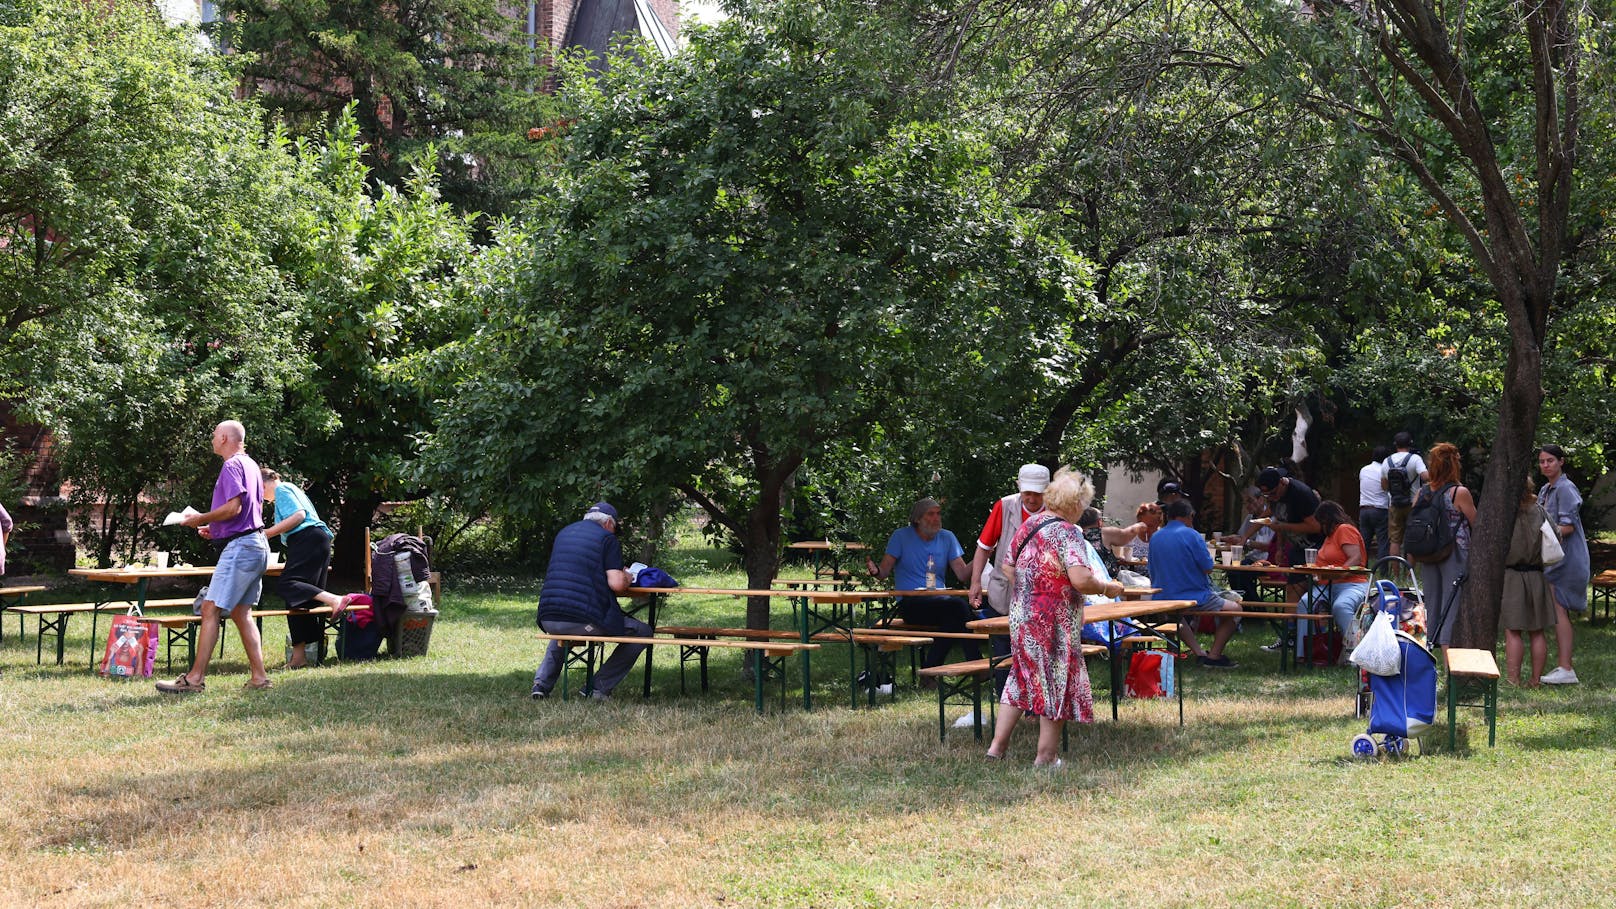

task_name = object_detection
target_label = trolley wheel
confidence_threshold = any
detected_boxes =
[1383,735,1408,757]
[1350,734,1378,759]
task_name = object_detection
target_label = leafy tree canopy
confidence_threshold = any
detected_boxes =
[422,0,1085,617]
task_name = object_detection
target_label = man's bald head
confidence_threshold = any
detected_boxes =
[212,420,246,457]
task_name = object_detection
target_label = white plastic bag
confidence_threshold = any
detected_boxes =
[1349,611,1401,677]
[1540,520,1566,565]
[1117,569,1151,588]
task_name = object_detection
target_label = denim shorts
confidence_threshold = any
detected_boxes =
[1189,591,1229,612]
[209,533,269,614]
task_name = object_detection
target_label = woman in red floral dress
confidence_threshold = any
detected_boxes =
[986,469,1125,767]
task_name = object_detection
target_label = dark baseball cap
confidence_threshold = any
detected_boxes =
[585,501,619,522]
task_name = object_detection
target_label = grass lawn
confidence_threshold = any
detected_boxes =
[3,547,1615,908]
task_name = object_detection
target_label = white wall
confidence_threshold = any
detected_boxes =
[1096,466,1164,527]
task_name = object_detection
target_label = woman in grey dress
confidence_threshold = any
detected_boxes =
[1538,445,1590,685]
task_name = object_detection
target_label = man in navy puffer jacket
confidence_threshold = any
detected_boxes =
[531,502,644,700]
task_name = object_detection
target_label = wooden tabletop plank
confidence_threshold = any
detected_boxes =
[966,599,1194,634]
[1446,648,1501,679]
[71,565,285,584]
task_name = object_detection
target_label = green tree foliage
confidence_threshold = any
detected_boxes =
[422,2,1080,623]
[216,0,553,218]
[1,0,315,566]
[271,109,482,574]
[1233,0,1607,643]
[897,0,1388,501]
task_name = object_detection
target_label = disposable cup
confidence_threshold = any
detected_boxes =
[1221,550,1236,566]
[155,552,170,570]
[1304,547,1319,565]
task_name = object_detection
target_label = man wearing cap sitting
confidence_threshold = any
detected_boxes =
[867,497,980,672]
[531,502,644,700]
[1151,500,1241,668]
[1255,466,1322,565]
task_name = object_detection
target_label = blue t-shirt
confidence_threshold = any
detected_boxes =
[1149,520,1215,602]
[272,482,328,545]
[884,526,964,590]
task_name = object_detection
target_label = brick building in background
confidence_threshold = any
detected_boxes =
[160,0,680,65]
[0,404,74,573]
[4,1,682,573]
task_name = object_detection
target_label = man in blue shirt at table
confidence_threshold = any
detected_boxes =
[1151,500,1240,668]
[530,502,643,700]
[867,497,981,673]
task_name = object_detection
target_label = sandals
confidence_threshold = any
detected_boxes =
[333,593,359,617]
[155,674,206,694]
[244,678,274,691]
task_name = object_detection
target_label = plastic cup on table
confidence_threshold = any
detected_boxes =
[155,552,170,570]
[1304,548,1319,566]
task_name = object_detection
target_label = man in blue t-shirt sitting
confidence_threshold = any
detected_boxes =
[867,497,980,671]
[1150,500,1240,668]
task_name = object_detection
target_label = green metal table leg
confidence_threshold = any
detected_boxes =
[1486,679,1497,746]
[798,596,813,711]
[1446,675,1458,751]
[754,650,765,715]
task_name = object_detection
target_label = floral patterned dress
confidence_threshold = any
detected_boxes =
[1002,517,1096,723]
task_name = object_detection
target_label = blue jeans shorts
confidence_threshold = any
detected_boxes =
[208,533,270,615]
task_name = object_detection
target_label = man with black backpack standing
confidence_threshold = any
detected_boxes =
[1381,432,1429,558]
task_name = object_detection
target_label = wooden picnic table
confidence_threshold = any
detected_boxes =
[786,540,869,579]
[69,564,287,665]
[969,598,1196,723]
[627,585,987,710]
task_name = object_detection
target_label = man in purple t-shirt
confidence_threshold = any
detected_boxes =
[157,420,273,693]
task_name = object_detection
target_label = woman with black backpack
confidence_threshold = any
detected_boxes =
[1411,443,1475,649]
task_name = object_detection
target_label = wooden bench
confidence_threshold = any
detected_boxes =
[536,632,820,713]
[142,606,340,670]
[1445,648,1500,750]
[1590,571,1616,623]
[0,585,46,643]
[11,597,201,666]
[917,645,1110,743]
[655,625,933,702]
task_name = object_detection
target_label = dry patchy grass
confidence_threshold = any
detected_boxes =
[3,573,1616,907]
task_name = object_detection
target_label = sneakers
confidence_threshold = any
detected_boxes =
[588,689,611,701]
[952,710,983,729]
[1259,640,1285,653]
[1540,667,1579,685]
[1198,655,1238,669]
[530,683,550,700]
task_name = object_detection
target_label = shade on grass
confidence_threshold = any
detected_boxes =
[2,557,1612,907]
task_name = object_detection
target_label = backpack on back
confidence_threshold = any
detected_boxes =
[1403,482,1457,563]
[1387,453,1417,508]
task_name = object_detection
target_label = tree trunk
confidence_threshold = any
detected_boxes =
[1455,284,1546,648]
[331,492,382,584]
[638,496,669,565]
[742,481,785,631]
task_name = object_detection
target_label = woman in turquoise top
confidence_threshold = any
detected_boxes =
[262,469,356,668]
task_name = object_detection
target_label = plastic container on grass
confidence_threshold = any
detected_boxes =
[396,609,437,657]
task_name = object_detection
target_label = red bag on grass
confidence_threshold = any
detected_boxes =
[100,613,157,679]
[1124,651,1175,698]
[1309,629,1343,667]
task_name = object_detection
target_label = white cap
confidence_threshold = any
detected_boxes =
[1017,464,1050,493]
